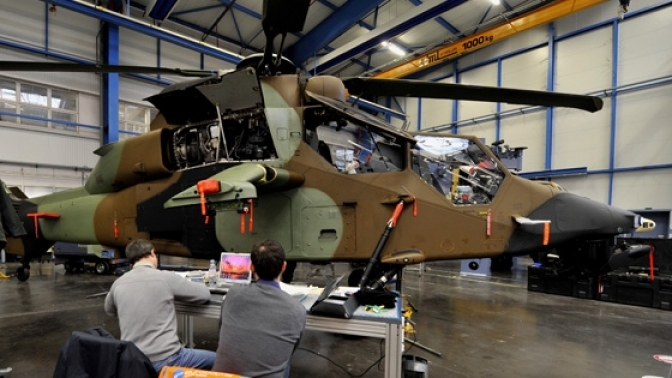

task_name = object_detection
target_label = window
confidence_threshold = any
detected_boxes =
[119,102,156,139]
[0,77,78,131]
[411,135,505,205]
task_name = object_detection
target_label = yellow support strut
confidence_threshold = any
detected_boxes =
[373,0,609,79]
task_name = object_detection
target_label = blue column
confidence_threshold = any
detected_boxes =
[608,20,620,205]
[545,23,556,171]
[102,23,119,144]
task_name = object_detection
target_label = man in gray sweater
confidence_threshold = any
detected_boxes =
[212,239,307,378]
[104,239,216,372]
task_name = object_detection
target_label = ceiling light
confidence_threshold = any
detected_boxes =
[382,41,407,56]
[491,0,501,5]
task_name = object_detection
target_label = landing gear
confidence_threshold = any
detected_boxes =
[95,261,109,275]
[64,261,76,273]
[16,264,30,282]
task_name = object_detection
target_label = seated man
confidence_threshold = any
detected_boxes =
[104,239,216,372]
[212,239,307,378]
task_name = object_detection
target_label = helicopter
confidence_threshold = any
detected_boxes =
[0,0,652,285]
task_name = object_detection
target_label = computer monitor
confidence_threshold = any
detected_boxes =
[218,252,252,286]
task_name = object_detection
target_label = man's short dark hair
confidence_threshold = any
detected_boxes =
[251,239,285,280]
[125,239,154,264]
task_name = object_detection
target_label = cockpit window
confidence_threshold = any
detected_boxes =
[307,123,404,174]
[411,135,505,205]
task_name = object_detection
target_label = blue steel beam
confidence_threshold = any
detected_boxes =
[313,0,467,74]
[102,23,120,144]
[128,1,262,54]
[408,0,462,36]
[315,0,375,30]
[42,0,242,64]
[290,0,386,66]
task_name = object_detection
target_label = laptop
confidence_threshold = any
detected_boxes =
[210,252,252,294]
[310,274,359,318]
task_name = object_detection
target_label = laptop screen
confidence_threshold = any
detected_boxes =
[218,252,252,285]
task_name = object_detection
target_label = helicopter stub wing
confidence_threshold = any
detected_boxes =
[342,78,603,113]
[164,163,305,209]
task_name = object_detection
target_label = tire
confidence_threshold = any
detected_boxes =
[64,261,75,272]
[95,261,109,275]
[16,266,30,282]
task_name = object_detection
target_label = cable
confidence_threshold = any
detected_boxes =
[297,341,385,378]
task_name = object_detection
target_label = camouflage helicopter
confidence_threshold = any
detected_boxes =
[0,0,651,284]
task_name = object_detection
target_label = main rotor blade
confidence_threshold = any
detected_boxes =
[0,62,217,78]
[343,78,603,113]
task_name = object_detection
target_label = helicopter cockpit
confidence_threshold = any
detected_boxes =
[303,92,410,175]
[411,135,505,205]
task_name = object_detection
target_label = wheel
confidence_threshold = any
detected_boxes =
[16,266,30,282]
[64,261,75,272]
[95,261,109,275]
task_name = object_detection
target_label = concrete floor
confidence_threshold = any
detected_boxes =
[1,259,672,378]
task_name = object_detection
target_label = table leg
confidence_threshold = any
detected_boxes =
[179,314,195,348]
[385,322,403,378]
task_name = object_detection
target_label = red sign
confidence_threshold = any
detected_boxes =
[654,355,672,364]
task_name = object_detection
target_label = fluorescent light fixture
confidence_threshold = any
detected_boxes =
[381,41,407,56]
[491,0,501,5]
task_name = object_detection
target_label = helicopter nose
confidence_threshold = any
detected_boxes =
[509,193,641,252]
[507,192,642,253]
[550,193,639,236]
[529,193,642,239]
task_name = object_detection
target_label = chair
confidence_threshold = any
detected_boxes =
[52,327,156,378]
[159,366,247,378]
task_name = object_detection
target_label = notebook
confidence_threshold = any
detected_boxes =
[215,252,252,290]
[310,274,359,318]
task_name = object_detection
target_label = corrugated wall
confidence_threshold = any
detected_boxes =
[405,0,672,212]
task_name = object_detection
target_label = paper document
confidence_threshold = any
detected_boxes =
[279,282,314,301]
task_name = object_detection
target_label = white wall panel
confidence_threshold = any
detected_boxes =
[47,8,98,60]
[553,99,612,170]
[500,111,547,172]
[120,28,158,66]
[0,49,100,94]
[619,6,672,85]
[555,1,617,37]
[203,55,237,73]
[78,93,101,132]
[405,98,420,131]
[553,174,610,204]
[615,86,672,167]
[555,27,612,94]
[0,164,88,192]
[0,128,99,168]
[419,77,455,130]
[161,42,201,71]
[612,170,672,210]
[0,0,45,48]
[457,64,498,120]
[501,47,549,111]
[119,77,163,106]
[457,120,496,145]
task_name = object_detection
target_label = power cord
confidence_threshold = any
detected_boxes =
[298,338,385,378]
